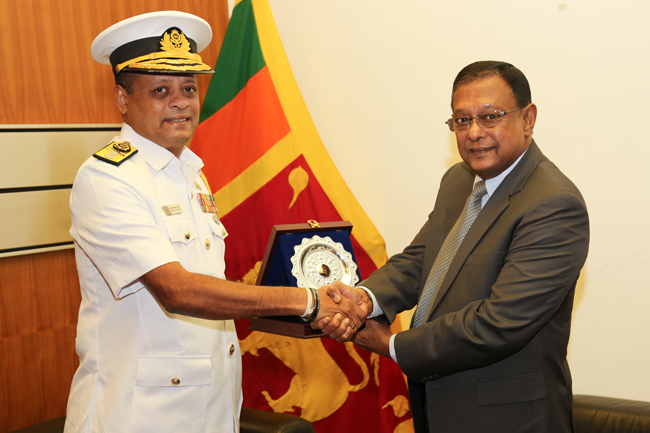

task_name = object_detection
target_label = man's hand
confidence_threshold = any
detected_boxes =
[312,281,372,342]
[315,284,367,341]
[352,319,393,358]
[330,281,373,315]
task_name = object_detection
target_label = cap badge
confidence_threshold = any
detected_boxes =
[161,28,191,54]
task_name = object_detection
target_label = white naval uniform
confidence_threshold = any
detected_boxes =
[65,124,242,433]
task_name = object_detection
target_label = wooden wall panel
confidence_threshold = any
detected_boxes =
[0,1,230,431]
[0,249,81,432]
[0,0,228,125]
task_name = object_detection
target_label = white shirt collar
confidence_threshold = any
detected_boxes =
[119,123,204,173]
[475,148,528,205]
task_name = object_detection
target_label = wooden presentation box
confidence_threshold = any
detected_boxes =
[250,221,361,338]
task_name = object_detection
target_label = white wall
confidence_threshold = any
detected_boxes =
[269,0,650,401]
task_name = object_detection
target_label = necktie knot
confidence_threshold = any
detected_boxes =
[472,180,487,200]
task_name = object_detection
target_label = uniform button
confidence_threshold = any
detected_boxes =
[184,231,190,239]
[205,239,211,249]
[229,344,235,355]
[171,378,180,386]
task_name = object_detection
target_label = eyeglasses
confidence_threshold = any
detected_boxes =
[445,107,521,132]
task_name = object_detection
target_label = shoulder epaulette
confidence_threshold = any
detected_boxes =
[93,141,138,166]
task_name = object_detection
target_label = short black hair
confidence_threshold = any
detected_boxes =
[451,61,531,109]
[115,71,141,94]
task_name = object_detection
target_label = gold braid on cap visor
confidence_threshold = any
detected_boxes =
[115,51,211,73]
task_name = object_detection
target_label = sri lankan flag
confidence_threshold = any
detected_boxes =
[190,1,413,432]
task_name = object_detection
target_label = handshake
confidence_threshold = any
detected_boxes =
[310,281,393,357]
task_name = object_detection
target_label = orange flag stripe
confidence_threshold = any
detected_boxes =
[192,65,291,192]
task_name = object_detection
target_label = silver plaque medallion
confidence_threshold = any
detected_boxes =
[290,235,359,289]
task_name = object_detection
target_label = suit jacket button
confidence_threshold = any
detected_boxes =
[229,344,235,355]
[171,378,180,386]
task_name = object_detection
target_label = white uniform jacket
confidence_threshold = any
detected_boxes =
[65,124,242,433]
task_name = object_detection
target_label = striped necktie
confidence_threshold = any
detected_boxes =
[412,180,488,327]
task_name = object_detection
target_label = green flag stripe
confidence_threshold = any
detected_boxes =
[199,0,266,123]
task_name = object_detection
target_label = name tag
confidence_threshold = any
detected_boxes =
[162,204,183,216]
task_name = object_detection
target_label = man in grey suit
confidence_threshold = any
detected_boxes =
[316,61,589,432]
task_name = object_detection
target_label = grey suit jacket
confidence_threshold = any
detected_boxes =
[363,141,589,433]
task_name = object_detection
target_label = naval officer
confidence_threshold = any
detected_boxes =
[65,11,365,433]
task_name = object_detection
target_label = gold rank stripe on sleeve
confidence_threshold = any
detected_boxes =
[93,141,138,166]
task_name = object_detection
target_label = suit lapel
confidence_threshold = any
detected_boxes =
[427,141,544,316]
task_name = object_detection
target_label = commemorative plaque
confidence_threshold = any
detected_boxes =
[251,221,361,338]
